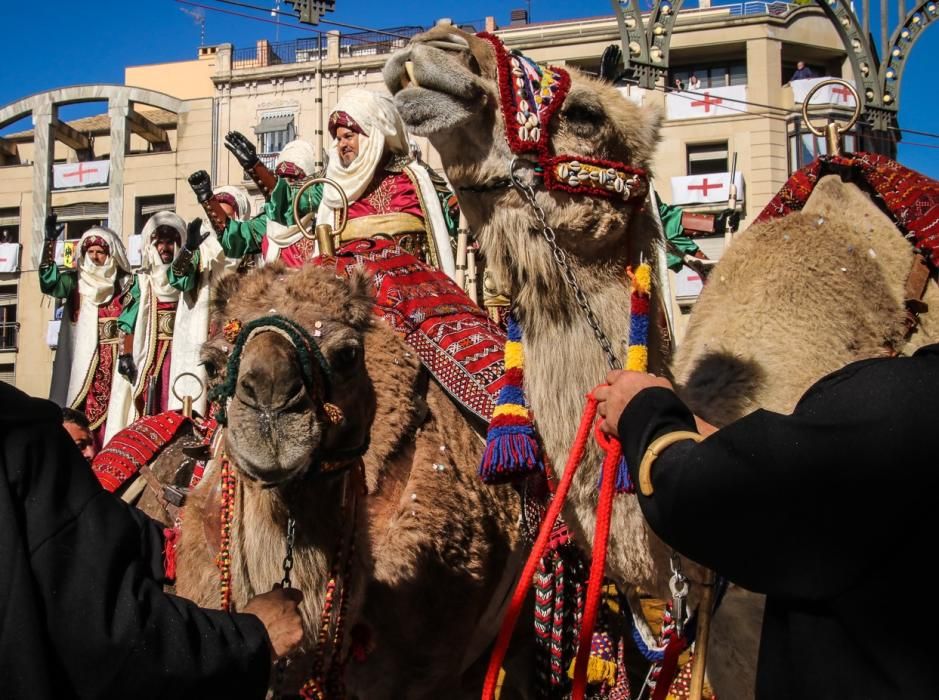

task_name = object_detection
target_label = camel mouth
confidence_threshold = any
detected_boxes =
[392,86,479,136]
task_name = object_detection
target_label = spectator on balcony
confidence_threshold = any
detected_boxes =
[672,76,685,91]
[687,73,701,91]
[791,61,816,81]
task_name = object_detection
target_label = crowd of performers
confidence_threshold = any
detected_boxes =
[42,89,459,447]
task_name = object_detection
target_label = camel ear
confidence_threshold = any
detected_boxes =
[344,267,375,331]
[211,271,242,320]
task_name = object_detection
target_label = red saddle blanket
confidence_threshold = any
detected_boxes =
[757,152,939,267]
[92,412,190,493]
[324,239,506,422]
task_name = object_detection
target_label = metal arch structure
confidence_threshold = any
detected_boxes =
[610,0,684,89]
[610,0,938,134]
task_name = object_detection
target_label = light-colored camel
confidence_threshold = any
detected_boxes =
[666,174,939,695]
[385,24,681,604]
[154,263,526,698]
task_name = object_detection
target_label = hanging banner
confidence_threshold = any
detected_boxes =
[674,265,704,299]
[616,85,647,106]
[791,77,858,106]
[54,240,78,267]
[671,172,745,205]
[53,160,110,189]
[666,85,748,120]
[0,242,20,272]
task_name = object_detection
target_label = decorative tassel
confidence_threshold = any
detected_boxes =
[163,525,179,582]
[478,313,544,483]
[611,262,653,494]
[568,631,618,686]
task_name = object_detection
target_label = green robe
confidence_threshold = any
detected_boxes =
[220,178,323,258]
[39,264,137,333]
[655,192,702,272]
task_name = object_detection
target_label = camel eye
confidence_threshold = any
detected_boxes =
[332,344,361,372]
[202,359,220,380]
[563,98,605,136]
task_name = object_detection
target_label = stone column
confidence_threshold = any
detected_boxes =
[30,101,55,269]
[108,97,128,236]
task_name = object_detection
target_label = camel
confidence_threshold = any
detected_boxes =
[141,262,526,698]
[385,25,682,609]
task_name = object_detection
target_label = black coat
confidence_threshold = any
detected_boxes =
[0,382,270,699]
[619,345,939,699]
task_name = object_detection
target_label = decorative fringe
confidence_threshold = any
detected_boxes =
[478,314,544,483]
[568,631,618,686]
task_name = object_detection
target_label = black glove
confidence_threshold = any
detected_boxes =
[185,217,205,251]
[188,170,213,204]
[714,208,740,232]
[225,131,259,170]
[45,213,63,241]
[118,353,137,383]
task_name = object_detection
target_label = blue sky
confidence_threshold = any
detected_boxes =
[0,0,936,175]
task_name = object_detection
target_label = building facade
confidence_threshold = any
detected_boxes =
[0,3,855,395]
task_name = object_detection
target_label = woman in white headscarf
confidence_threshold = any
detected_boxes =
[39,226,132,444]
[104,212,187,441]
[316,89,455,276]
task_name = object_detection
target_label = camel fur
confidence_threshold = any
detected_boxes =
[142,263,525,698]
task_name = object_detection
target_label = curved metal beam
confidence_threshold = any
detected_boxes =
[610,0,685,89]
[881,1,939,122]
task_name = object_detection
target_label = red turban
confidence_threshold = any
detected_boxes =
[80,236,110,256]
[328,111,367,138]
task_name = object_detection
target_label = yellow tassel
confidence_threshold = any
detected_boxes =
[492,404,531,419]
[626,345,648,372]
[503,341,524,369]
[634,262,652,294]
[567,655,618,686]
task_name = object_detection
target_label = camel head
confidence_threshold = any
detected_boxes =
[201,263,376,486]
[384,26,663,292]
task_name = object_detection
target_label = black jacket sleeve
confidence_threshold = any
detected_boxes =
[617,350,939,601]
[2,387,271,699]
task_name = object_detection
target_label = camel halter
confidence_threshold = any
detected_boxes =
[461,33,649,208]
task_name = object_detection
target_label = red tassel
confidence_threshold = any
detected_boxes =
[163,525,179,582]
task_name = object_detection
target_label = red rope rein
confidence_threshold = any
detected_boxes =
[481,390,622,700]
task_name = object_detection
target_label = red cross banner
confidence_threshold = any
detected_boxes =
[791,77,858,107]
[665,85,747,120]
[53,159,110,189]
[0,242,20,272]
[670,171,745,205]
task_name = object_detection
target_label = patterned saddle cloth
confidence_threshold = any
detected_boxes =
[92,411,190,492]
[324,238,506,422]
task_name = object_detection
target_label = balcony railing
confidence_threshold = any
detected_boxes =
[725,2,797,16]
[232,37,325,69]
[0,321,18,352]
[339,26,425,58]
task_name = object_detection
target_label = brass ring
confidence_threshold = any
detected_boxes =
[800,78,861,137]
[292,177,348,241]
[172,372,205,403]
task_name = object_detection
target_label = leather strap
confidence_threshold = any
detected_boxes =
[200,197,230,236]
[245,161,278,200]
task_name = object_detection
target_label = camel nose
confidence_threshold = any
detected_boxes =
[235,332,307,412]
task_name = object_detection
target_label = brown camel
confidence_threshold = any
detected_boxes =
[143,262,526,698]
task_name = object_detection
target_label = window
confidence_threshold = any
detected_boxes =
[0,284,17,352]
[672,60,747,89]
[687,142,728,176]
[787,117,857,173]
[51,203,109,241]
[0,363,14,383]
[0,208,19,243]
[255,113,296,156]
[134,195,175,235]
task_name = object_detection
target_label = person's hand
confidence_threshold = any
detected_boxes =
[242,587,305,662]
[595,370,674,436]
[188,170,213,204]
[117,353,137,383]
[45,213,63,241]
[225,131,259,170]
[185,217,205,251]
[714,208,740,232]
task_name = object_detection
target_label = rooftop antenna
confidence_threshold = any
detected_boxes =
[272,0,282,42]
[179,6,207,46]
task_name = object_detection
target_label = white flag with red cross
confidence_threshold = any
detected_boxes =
[791,77,858,107]
[666,85,747,120]
[53,160,110,189]
[670,172,745,205]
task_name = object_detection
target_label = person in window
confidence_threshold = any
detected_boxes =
[687,73,701,91]
[673,76,685,91]
[791,61,815,81]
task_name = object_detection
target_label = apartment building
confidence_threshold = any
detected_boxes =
[0,2,856,394]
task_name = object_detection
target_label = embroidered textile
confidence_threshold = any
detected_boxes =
[91,411,190,492]
[329,239,505,421]
[756,152,939,267]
